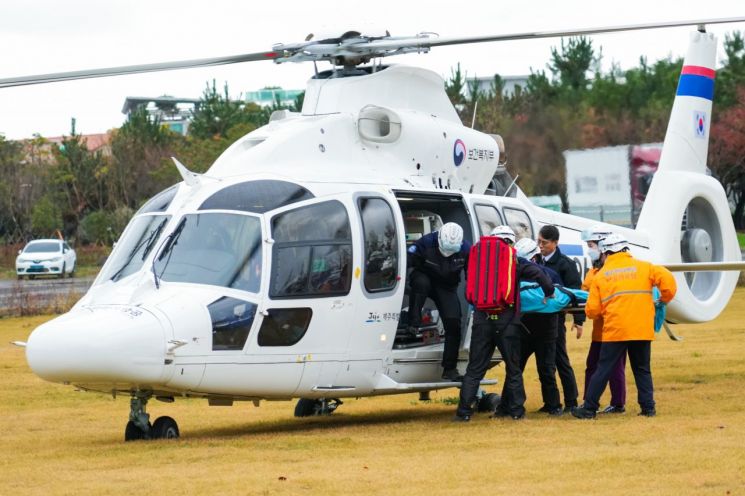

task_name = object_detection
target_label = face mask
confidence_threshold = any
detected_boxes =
[439,245,458,257]
[588,247,601,262]
[438,237,461,257]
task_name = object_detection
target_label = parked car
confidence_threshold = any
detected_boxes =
[16,239,76,279]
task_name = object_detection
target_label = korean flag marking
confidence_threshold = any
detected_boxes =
[694,111,707,138]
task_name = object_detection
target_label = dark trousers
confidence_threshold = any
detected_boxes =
[408,270,462,370]
[584,340,654,411]
[520,313,561,410]
[457,318,525,417]
[555,319,579,407]
[584,341,626,407]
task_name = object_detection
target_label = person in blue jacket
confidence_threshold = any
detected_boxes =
[454,226,555,421]
[514,237,564,415]
[407,222,470,381]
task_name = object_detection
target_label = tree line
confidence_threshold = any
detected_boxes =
[1,32,744,246]
[0,82,303,244]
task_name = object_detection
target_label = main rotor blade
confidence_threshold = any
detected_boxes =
[362,16,745,51]
[0,51,281,89]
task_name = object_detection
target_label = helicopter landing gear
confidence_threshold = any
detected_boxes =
[125,394,151,441]
[124,392,180,441]
[294,398,343,417]
[477,391,501,413]
[151,416,180,439]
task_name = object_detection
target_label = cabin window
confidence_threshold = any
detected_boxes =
[474,204,504,236]
[100,214,171,283]
[257,308,313,346]
[153,212,263,292]
[200,180,314,213]
[270,200,352,298]
[137,185,178,214]
[208,297,257,351]
[503,207,533,241]
[358,198,399,292]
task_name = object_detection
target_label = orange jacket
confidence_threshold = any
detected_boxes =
[585,252,677,342]
[581,268,603,342]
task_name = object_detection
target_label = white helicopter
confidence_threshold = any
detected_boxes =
[6,18,745,441]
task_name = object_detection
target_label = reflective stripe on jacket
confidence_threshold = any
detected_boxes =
[585,252,677,342]
[581,268,603,342]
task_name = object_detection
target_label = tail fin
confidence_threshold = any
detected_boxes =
[636,29,740,323]
[655,29,717,175]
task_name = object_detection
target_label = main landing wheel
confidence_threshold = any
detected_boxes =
[125,420,151,441]
[294,398,343,417]
[151,416,180,439]
[477,393,501,413]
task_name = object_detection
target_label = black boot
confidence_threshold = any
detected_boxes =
[442,368,464,382]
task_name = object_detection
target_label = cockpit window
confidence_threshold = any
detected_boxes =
[199,180,314,213]
[153,212,262,292]
[136,185,178,214]
[270,200,352,298]
[100,215,171,283]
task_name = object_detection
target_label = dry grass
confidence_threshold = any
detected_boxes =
[2,292,745,496]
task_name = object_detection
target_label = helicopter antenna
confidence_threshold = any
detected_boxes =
[172,157,199,187]
[503,174,519,197]
[471,100,478,129]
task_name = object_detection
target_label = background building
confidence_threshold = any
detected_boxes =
[564,143,662,227]
[121,96,201,136]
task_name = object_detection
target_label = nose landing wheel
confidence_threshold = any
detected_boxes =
[124,393,180,441]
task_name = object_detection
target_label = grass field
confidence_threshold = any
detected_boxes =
[1,293,744,495]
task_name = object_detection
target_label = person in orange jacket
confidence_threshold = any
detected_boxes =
[580,225,627,414]
[572,233,676,419]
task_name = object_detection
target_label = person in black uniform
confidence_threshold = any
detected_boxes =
[455,226,555,421]
[536,224,584,412]
[514,237,564,416]
[407,222,470,381]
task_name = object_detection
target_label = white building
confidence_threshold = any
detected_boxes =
[564,144,662,227]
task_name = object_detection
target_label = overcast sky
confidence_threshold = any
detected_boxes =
[0,0,743,140]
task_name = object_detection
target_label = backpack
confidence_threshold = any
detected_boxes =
[465,236,518,314]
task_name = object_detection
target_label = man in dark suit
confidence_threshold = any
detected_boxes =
[536,224,584,411]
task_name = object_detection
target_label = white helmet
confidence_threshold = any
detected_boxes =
[581,224,614,243]
[598,233,629,254]
[514,237,540,260]
[438,222,464,257]
[489,225,516,245]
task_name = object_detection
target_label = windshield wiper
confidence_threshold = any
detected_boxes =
[110,217,169,282]
[152,217,187,289]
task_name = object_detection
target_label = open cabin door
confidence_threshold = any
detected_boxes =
[386,190,475,384]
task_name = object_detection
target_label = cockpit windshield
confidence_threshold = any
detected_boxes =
[153,212,262,292]
[99,215,171,283]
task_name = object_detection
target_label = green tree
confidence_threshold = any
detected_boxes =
[548,36,599,106]
[50,131,109,238]
[445,63,467,108]
[110,107,177,208]
[30,195,63,238]
[189,80,248,139]
[0,135,26,241]
[717,32,745,109]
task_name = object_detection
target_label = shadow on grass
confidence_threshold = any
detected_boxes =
[101,407,461,445]
[188,407,457,440]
